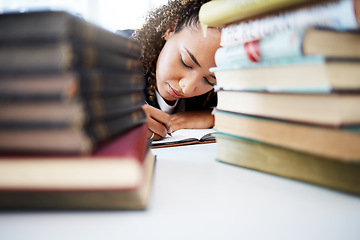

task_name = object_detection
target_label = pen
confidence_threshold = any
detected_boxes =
[144,101,172,137]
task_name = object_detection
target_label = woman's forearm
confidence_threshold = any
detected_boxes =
[170,109,214,131]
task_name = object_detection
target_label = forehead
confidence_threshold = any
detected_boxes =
[174,27,221,64]
[176,27,221,48]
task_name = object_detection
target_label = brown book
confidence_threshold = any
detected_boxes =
[0,70,145,99]
[0,10,141,59]
[215,132,360,196]
[213,109,360,161]
[0,92,144,125]
[0,42,141,75]
[0,109,146,154]
[0,124,156,210]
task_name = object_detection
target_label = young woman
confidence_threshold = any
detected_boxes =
[133,0,221,140]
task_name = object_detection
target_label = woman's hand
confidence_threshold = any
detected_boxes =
[142,104,172,140]
[170,109,214,132]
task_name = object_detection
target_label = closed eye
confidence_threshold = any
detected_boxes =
[180,56,192,69]
[204,77,216,87]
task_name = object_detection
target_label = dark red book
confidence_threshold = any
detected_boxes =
[0,123,156,210]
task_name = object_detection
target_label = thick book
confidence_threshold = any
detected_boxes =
[0,108,146,154]
[199,0,329,27]
[151,128,216,148]
[0,41,141,75]
[218,0,360,45]
[212,56,360,92]
[0,92,144,125]
[0,124,156,210]
[213,109,360,161]
[0,70,145,99]
[0,10,141,59]
[215,132,360,196]
[216,90,360,126]
[215,28,360,66]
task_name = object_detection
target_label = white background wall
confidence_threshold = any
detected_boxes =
[0,0,168,32]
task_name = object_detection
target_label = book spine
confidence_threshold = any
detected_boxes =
[0,11,141,59]
[199,0,317,27]
[71,17,141,59]
[83,92,145,121]
[0,71,145,100]
[221,0,359,46]
[0,91,145,125]
[0,42,142,75]
[215,29,305,67]
[77,71,145,96]
[0,43,73,74]
[0,109,146,153]
[86,109,146,145]
[211,55,327,72]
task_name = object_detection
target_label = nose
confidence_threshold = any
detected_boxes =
[178,73,200,95]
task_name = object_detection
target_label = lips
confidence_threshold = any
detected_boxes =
[168,84,184,99]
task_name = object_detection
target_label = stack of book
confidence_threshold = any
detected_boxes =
[200,0,360,195]
[0,11,155,210]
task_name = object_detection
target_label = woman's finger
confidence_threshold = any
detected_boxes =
[147,116,168,138]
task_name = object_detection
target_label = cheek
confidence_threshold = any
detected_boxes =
[195,85,214,97]
[156,45,181,84]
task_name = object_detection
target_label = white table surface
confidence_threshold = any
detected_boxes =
[1,143,360,240]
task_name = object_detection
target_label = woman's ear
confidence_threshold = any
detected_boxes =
[163,28,174,41]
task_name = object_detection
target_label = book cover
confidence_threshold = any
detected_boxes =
[219,0,359,45]
[199,0,328,27]
[215,90,360,126]
[0,92,144,125]
[212,56,360,92]
[0,10,141,59]
[213,109,360,161]
[215,132,360,195]
[0,41,141,75]
[0,70,145,99]
[0,108,146,154]
[215,28,360,67]
[0,123,156,210]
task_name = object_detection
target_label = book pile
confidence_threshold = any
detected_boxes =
[0,11,155,210]
[200,0,360,195]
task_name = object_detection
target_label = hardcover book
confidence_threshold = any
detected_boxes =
[0,10,141,58]
[199,0,325,27]
[0,42,141,75]
[216,0,360,45]
[0,70,145,99]
[215,28,360,67]
[213,109,360,161]
[0,124,156,210]
[215,90,360,126]
[212,56,360,93]
[215,132,360,195]
[0,108,146,154]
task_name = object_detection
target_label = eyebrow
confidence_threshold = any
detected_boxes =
[185,48,201,67]
[184,47,217,81]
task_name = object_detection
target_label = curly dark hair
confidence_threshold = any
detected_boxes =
[132,0,217,104]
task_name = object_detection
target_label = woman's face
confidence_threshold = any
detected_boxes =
[155,26,221,104]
